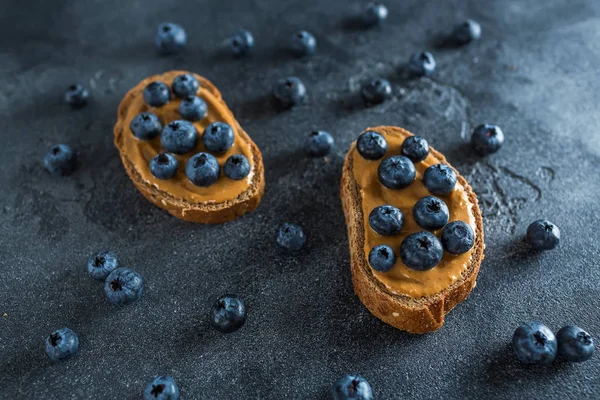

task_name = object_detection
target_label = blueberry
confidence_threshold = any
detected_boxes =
[557,325,595,362]
[224,154,250,180]
[361,78,392,104]
[65,84,89,108]
[363,2,388,28]
[178,96,207,121]
[423,164,457,196]
[210,295,247,333]
[273,77,307,109]
[304,130,334,157]
[143,376,180,400]
[413,196,449,231]
[442,221,475,255]
[172,73,199,98]
[452,19,481,45]
[408,51,436,77]
[143,81,170,107]
[161,120,198,154]
[186,153,220,187]
[368,244,396,272]
[202,122,235,154]
[104,268,143,305]
[290,31,317,57]
[471,124,504,156]
[401,136,429,163]
[87,250,120,280]
[331,374,373,400]
[45,327,79,362]
[150,153,178,180]
[44,144,76,176]
[400,231,443,271]
[130,112,162,140]
[356,131,388,160]
[155,22,186,55]
[513,322,558,364]
[378,155,416,190]
[368,205,403,236]
[276,223,306,251]
[526,219,560,250]
[229,29,254,56]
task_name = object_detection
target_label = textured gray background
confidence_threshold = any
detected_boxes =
[1,0,599,399]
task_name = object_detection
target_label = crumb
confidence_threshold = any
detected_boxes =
[2,313,7,317]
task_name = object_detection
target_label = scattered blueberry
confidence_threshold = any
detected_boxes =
[452,19,481,45]
[143,376,180,400]
[423,164,457,196]
[178,96,207,121]
[273,77,306,109]
[363,2,388,28]
[368,244,396,272]
[229,29,254,56]
[65,84,89,108]
[368,205,404,236]
[401,136,429,163]
[45,328,79,362]
[304,130,334,157]
[557,325,594,362]
[471,124,504,156]
[526,219,560,250]
[44,144,77,176]
[513,322,558,364]
[413,196,449,231]
[400,231,443,271]
[143,81,170,107]
[361,78,392,104]
[155,22,186,55]
[150,153,178,180]
[408,51,436,77]
[378,155,416,190]
[442,221,475,255]
[356,131,388,160]
[87,250,120,281]
[210,295,247,333]
[172,73,200,98]
[130,112,162,140]
[290,31,316,57]
[186,153,220,187]
[224,154,250,180]
[161,120,198,154]
[104,268,143,305]
[202,122,235,154]
[331,374,373,400]
[276,223,306,251]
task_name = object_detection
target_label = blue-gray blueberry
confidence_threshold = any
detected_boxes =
[45,328,79,362]
[400,231,443,271]
[44,144,76,176]
[88,250,120,280]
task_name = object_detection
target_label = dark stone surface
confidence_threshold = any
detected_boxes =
[1,0,599,398]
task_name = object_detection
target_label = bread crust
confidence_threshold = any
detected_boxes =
[340,126,484,333]
[114,71,265,224]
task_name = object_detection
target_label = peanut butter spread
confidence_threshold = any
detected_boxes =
[352,130,476,298]
[120,72,254,203]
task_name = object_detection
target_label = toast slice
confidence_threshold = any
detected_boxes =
[114,71,264,223]
[340,126,484,333]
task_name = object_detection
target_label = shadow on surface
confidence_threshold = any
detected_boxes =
[483,342,569,386]
[339,16,369,32]
[233,93,281,121]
